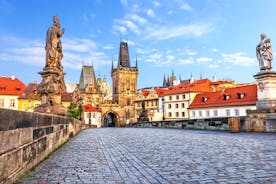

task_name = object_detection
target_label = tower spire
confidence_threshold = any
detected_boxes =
[111,56,114,71]
[163,74,167,87]
[135,53,138,69]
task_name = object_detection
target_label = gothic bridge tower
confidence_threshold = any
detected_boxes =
[111,42,138,124]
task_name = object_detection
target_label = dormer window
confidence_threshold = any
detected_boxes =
[237,93,245,99]
[202,97,208,102]
[224,95,231,100]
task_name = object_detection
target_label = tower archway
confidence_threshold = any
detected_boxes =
[102,111,118,127]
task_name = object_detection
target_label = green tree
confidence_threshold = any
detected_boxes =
[67,103,83,120]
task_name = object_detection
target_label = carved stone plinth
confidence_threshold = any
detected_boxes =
[34,69,67,116]
[254,71,276,110]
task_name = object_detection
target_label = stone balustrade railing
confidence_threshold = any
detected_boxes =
[0,108,83,184]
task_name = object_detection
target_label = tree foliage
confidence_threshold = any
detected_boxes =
[67,103,83,120]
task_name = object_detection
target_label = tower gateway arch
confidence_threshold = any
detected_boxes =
[100,41,138,127]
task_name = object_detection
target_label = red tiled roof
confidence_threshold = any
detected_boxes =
[61,92,73,102]
[0,77,26,95]
[163,79,213,95]
[189,84,257,109]
[18,82,38,99]
[141,88,168,97]
[82,104,100,112]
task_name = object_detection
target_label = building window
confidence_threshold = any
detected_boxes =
[224,95,231,100]
[206,110,210,117]
[226,109,230,116]
[214,110,218,116]
[199,111,202,117]
[181,103,185,108]
[182,112,185,117]
[147,101,149,106]
[175,104,179,108]
[127,99,130,106]
[0,99,4,107]
[176,112,179,117]
[182,95,185,99]
[202,97,208,102]
[168,104,171,109]
[169,96,172,100]
[137,102,141,107]
[176,95,179,100]
[235,109,240,116]
[192,111,195,117]
[238,93,245,99]
[10,99,15,108]
[168,112,172,117]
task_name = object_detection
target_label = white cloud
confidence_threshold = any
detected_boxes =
[127,14,147,25]
[212,48,218,52]
[179,58,194,64]
[167,55,175,61]
[145,23,215,40]
[0,35,110,70]
[221,52,256,66]
[208,64,219,68]
[186,50,197,56]
[120,0,127,6]
[168,10,174,15]
[115,19,140,35]
[197,57,213,63]
[146,9,155,17]
[112,25,127,34]
[180,2,193,11]
[103,45,115,50]
[63,38,97,53]
[153,1,160,7]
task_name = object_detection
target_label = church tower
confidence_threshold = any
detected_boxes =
[111,42,138,123]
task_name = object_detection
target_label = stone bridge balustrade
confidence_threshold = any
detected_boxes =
[0,108,83,184]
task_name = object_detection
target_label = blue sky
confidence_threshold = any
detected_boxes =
[0,0,276,88]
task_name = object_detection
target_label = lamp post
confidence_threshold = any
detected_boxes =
[89,112,91,128]
[162,97,165,122]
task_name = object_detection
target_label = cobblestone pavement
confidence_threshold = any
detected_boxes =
[19,128,276,184]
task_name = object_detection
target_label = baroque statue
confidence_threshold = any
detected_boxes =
[34,16,67,116]
[45,16,65,71]
[256,33,273,72]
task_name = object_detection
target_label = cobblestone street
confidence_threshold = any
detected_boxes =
[19,128,276,183]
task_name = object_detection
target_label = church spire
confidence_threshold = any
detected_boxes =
[118,42,130,68]
[135,53,138,69]
[163,74,167,87]
[111,56,114,71]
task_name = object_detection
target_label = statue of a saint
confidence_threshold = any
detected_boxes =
[45,16,65,70]
[256,33,273,71]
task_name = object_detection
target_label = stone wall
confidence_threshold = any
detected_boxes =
[127,117,249,132]
[0,108,83,184]
[127,118,230,131]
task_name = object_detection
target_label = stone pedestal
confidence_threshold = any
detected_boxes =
[34,69,67,116]
[254,71,276,110]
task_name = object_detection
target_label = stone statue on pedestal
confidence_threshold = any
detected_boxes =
[138,101,149,122]
[45,16,64,71]
[256,33,273,72]
[34,16,67,116]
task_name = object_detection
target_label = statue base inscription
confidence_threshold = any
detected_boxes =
[34,69,67,116]
[254,71,276,110]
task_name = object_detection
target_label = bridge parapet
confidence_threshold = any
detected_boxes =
[0,108,83,184]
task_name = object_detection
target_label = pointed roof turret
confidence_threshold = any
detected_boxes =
[118,42,130,68]
[163,74,167,87]
[135,53,138,69]
[111,57,114,71]
[79,65,97,90]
